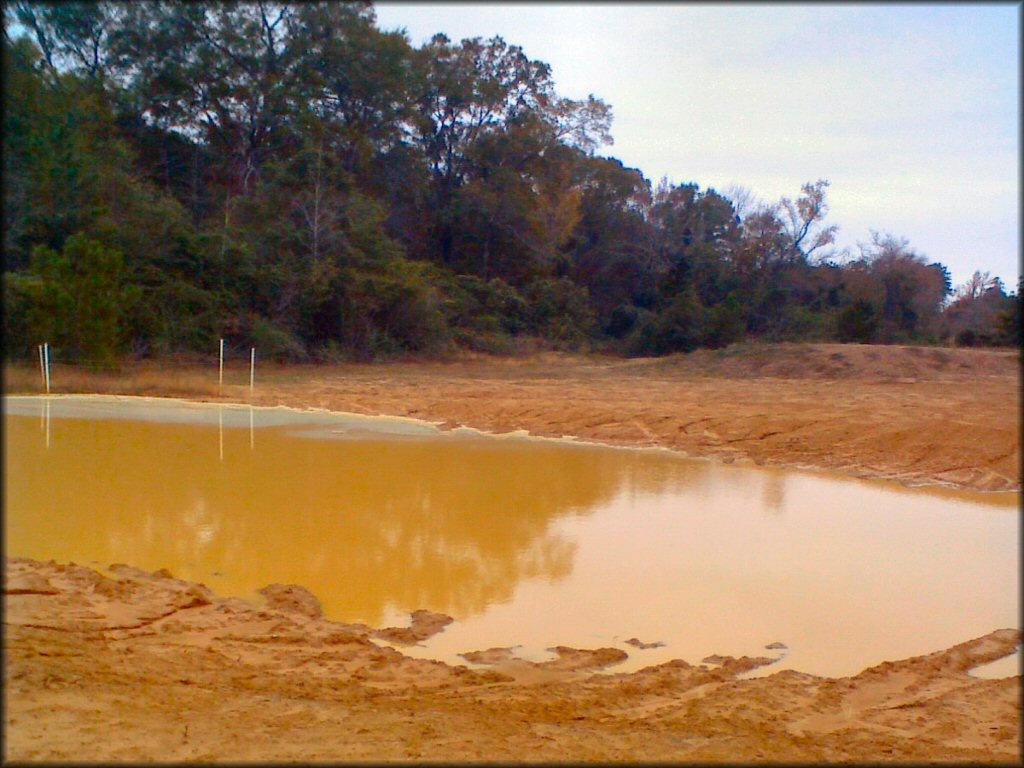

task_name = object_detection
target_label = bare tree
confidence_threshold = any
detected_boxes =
[779,179,838,263]
[722,183,759,222]
[956,270,1002,301]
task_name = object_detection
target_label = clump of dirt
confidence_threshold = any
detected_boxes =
[373,609,454,644]
[257,583,323,620]
[460,646,519,665]
[542,646,628,671]
[625,637,665,649]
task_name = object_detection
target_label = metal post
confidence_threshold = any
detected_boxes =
[43,342,50,394]
[249,348,255,391]
[219,338,224,390]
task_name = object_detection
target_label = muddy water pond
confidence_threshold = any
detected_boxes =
[5,395,1019,678]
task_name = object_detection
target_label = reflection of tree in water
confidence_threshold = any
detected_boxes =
[8,416,708,624]
[212,436,690,621]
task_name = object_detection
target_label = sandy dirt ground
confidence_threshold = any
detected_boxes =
[4,342,1021,762]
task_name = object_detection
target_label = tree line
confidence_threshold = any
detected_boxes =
[3,1,1019,366]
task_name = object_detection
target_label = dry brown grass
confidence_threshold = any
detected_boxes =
[6,342,1018,398]
[4,360,224,399]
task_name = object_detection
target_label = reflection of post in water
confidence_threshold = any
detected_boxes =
[761,472,785,514]
[218,405,224,461]
[41,397,51,449]
[249,405,254,450]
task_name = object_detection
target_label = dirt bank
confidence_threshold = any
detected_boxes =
[4,342,1020,761]
[4,557,1020,762]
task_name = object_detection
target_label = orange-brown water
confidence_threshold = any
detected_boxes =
[5,395,1019,677]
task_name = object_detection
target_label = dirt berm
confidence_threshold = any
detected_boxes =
[228,342,1020,493]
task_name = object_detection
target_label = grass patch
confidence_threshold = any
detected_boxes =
[4,360,224,399]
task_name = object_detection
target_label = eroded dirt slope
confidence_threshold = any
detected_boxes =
[4,557,1020,763]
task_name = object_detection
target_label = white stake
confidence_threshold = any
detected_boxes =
[43,342,50,394]
[219,338,224,389]
[249,348,255,391]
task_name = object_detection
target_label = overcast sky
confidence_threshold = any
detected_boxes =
[375,2,1020,290]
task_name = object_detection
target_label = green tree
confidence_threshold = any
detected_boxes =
[8,0,125,85]
[626,285,706,356]
[855,231,949,342]
[992,279,1021,347]
[22,234,140,367]
[114,1,303,197]
[836,299,879,343]
[411,34,610,270]
[293,1,414,182]
[523,276,596,345]
[703,295,745,348]
[567,155,654,327]
[943,271,1017,347]
[450,126,583,284]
